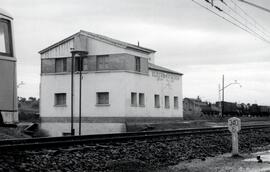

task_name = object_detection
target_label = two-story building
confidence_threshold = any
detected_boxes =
[39,30,183,136]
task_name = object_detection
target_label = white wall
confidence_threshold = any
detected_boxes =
[125,70,183,117]
[40,70,182,118]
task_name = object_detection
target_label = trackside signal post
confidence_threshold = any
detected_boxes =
[228,117,241,156]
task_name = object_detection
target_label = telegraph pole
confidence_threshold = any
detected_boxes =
[222,74,225,117]
[70,50,88,136]
[71,51,75,136]
[79,56,82,135]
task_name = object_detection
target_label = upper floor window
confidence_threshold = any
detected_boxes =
[97,55,109,70]
[135,57,140,72]
[55,93,66,106]
[75,57,88,71]
[0,19,12,56]
[55,58,67,73]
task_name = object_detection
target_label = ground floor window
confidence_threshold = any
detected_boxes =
[55,93,66,106]
[154,94,160,108]
[97,92,109,105]
[174,96,179,109]
[139,93,145,106]
[131,92,137,106]
[165,96,170,109]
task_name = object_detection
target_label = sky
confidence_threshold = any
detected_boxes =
[1,0,270,105]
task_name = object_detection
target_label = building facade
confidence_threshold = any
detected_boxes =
[39,30,183,136]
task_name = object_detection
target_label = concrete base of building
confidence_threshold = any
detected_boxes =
[40,116,183,137]
[40,122,127,137]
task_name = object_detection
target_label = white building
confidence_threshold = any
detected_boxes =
[39,30,183,136]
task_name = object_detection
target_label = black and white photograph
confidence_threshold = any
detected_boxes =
[1,0,270,171]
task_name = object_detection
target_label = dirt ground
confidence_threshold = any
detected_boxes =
[161,152,270,172]
[0,126,30,139]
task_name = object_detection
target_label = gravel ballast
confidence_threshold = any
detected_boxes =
[1,128,270,171]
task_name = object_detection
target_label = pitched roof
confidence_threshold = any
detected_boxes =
[148,63,183,75]
[39,30,156,54]
[0,8,13,19]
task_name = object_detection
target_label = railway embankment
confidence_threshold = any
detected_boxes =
[0,128,270,171]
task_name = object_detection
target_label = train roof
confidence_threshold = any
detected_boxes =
[0,8,13,20]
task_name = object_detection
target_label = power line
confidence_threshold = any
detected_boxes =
[228,0,270,38]
[222,9,270,43]
[216,1,270,42]
[191,0,270,44]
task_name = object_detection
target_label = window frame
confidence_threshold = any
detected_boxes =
[154,94,160,108]
[54,93,67,106]
[131,92,137,107]
[75,56,88,72]
[165,96,170,109]
[135,56,140,72]
[55,58,67,73]
[96,55,109,70]
[139,93,145,107]
[174,96,179,109]
[96,92,109,105]
[0,18,13,57]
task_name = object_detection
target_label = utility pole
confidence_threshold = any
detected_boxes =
[71,51,75,136]
[219,75,242,117]
[70,50,88,136]
[222,74,225,117]
[79,56,83,135]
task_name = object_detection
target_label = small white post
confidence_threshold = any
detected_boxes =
[228,117,241,157]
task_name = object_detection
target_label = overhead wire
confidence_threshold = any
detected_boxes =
[227,0,270,38]
[191,0,270,44]
[215,0,270,42]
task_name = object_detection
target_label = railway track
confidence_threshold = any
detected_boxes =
[0,124,270,150]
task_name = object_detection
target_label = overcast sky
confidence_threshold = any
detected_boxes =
[2,0,270,105]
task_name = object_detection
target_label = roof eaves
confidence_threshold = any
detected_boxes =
[149,63,183,76]
[80,30,156,54]
[38,32,80,54]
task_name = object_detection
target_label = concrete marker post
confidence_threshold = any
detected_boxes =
[228,117,241,157]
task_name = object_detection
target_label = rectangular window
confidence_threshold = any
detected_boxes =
[165,96,170,109]
[55,58,67,72]
[139,93,145,106]
[55,93,66,106]
[75,57,88,71]
[154,94,160,108]
[174,96,179,109]
[131,92,137,106]
[97,92,109,105]
[135,56,140,72]
[97,55,109,70]
[0,19,12,56]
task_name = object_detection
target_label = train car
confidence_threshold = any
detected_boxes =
[249,104,260,116]
[201,103,220,116]
[0,9,18,124]
[216,101,238,116]
[236,103,250,116]
[258,105,270,117]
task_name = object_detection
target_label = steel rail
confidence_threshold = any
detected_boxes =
[0,124,269,150]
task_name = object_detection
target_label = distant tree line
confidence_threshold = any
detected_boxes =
[18,97,40,122]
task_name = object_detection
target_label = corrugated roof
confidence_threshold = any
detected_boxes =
[148,63,183,75]
[39,30,156,54]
